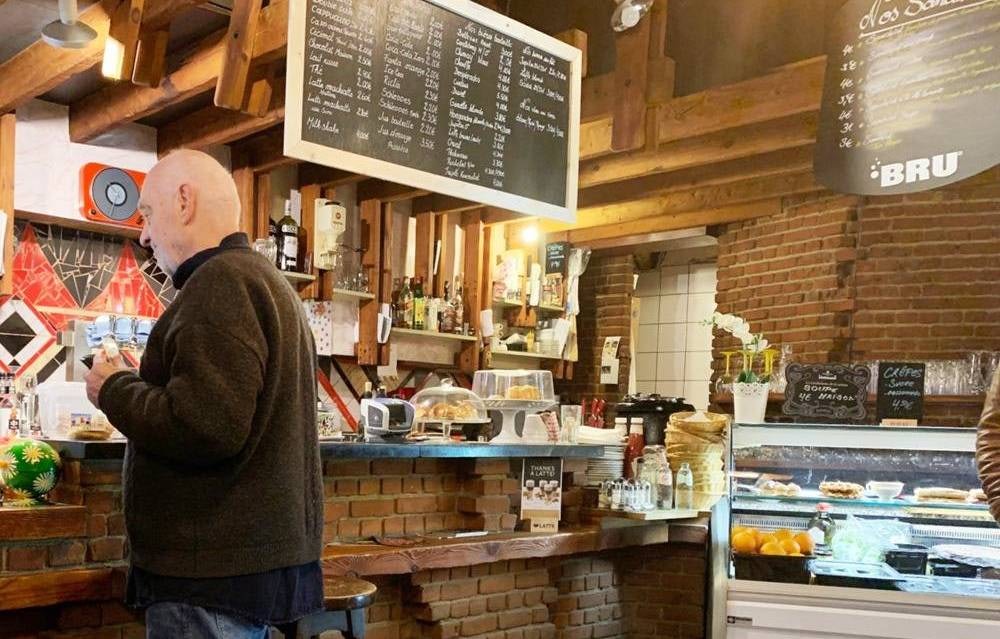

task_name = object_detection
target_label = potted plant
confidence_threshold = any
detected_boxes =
[706,313,773,423]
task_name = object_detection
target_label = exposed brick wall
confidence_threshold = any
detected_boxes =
[555,255,635,418]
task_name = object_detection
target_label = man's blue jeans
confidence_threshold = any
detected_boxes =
[145,601,270,638]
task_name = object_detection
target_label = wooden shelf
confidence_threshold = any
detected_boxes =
[0,504,86,540]
[0,568,113,612]
[393,328,478,342]
[492,298,523,309]
[16,209,140,240]
[584,508,705,522]
[535,305,565,314]
[492,350,563,361]
[321,523,706,577]
[330,288,376,301]
[283,271,318,284]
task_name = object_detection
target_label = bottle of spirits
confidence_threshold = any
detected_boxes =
[398,277,413,329]
[277,200,299,272]
[412,277,426,330]
[268,219,280,267]
[440,280,454,333]
[390,278,402,327]
[452,275,465,334]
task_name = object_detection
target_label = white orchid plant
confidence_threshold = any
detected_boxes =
[705,312,772,384]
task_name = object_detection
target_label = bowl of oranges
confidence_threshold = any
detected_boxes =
[731,526,815,584]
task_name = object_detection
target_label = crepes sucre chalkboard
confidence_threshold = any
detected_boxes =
[782,363,871,422]
[876,361,925,422]
[815,0,1000,195]
[284,0,581,222]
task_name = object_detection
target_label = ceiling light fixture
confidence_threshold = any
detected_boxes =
[41,0,98,49]
[611,0,654,32]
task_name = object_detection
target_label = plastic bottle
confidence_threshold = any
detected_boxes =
[675,462,694,509]
[808,502,836,551]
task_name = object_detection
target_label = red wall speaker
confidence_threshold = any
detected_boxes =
[80,163,146,229]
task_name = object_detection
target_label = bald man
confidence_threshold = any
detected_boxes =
[84,150,323,638]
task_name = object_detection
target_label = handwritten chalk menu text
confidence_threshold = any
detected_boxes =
[782,363,871,422]
[815,0,1000,195]
[284,0,581,221]
[877,361,925,422]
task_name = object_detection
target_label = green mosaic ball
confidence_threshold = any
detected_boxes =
[0,439,61,506]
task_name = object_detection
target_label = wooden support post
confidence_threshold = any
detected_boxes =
[215,0,263,110]
[357,199,382,366]
[132,29,168,87]
[242,63,276,116]
[413,211,434,284]
[231,151,255,239]
[612,14,650,151]
[254,171,271,241]
[102,0,145,81]
[554,29,588,77]
[458,210,484,373]
[299,184,320,299]
[0,114,13,296]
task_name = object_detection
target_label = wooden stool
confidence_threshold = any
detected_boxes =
[277,576,377,639]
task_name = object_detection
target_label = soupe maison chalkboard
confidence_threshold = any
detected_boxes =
[283,0,583,222]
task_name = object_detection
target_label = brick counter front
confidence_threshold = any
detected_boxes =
[0,444,710,638]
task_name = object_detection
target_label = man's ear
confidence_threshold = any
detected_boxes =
[176,183,196,224]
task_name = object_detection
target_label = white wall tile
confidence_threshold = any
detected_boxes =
[658,294,687,323]
[689,263,718,294]
[657,323,687,352]
[656,381,686,397]
[635,270,660,297]
[635,324,659,353]
[684,351,714,381]
[684,380,712,410]
[635,353,658,381]
[686,322,714,352]
[687,292,717,324]
[656,352,686,381]
[635,381,656,395]
[638,296,660,325]
[659,266,689,294]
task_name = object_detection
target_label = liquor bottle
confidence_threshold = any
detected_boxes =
[390,278,402,327]
[267,219,280,267]
[277,200,299,272]
[452,275,465,334]
[412,277,426,330]
[398,277,413,329]
[440,280,454,333]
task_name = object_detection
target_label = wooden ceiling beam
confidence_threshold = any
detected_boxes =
[132,29,169,87]
[579,112,818,189]
[157,79,285,156]
[0,0,204,114]
[69,0,288,143]
[101,0,145,81]
[565,199,781,245]
[214,0,264,110]
[411,194,482,215]
[298,164,364,189]
[611,16,649,151]
[356,180,429,203]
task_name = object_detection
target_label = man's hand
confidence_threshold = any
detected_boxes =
[85,351,130,407]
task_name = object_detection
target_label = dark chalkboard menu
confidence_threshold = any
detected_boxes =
[782,363,871,422]
[876,361,925,422]
[284,0,581,221]
[545,241,569,276]
[815,0,1000,195]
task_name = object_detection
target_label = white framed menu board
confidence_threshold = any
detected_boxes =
[284,0,582,222]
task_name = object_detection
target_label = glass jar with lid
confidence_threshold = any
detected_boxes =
[411,379,490,442]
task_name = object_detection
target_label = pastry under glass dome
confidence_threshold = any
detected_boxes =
[410,379,490,442]
[472,370,556,444]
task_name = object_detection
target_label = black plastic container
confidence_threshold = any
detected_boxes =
[615,394,695,445]
[733,554,812,584]
[929,558,979,578]
[884,544,929,575]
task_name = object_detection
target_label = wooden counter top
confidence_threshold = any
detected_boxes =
[45,439,606,461]
[322,521,708,576]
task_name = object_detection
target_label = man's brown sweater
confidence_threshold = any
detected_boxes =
[99,245,322,578]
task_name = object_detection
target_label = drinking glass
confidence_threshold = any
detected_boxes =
[988,352,1000,386]
[967,351,987,395]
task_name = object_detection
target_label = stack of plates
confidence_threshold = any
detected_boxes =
[585,444,626,486]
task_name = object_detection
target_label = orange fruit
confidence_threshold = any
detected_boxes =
[774,529,794,541]
[794,532,815,555]
[731,526,748,537]
[757,534,778,552]
[732,531,758,554]
[760,542,786,556]
[780,539,801,555]
[789,552,804,557]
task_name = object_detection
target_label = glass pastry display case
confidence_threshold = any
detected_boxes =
[472,370,556,444]
[715,423,1000,639]
[410,379,490,442]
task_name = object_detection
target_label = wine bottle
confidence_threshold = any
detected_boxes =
[278,200,299,272]
[412,277,426,330]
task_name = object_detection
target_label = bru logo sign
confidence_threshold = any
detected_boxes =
[869,151,963,188]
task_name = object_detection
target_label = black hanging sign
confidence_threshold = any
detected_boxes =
[782,363,871,422]
[815,0,1000,195]
[545,241,570,276]
[876,361,925,422]
[284,0,582,222]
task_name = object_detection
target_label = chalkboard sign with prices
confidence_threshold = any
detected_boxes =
[284,0,582,222]
[545,241,569,276]
[876,362,925,423]
[782,363,871,422]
